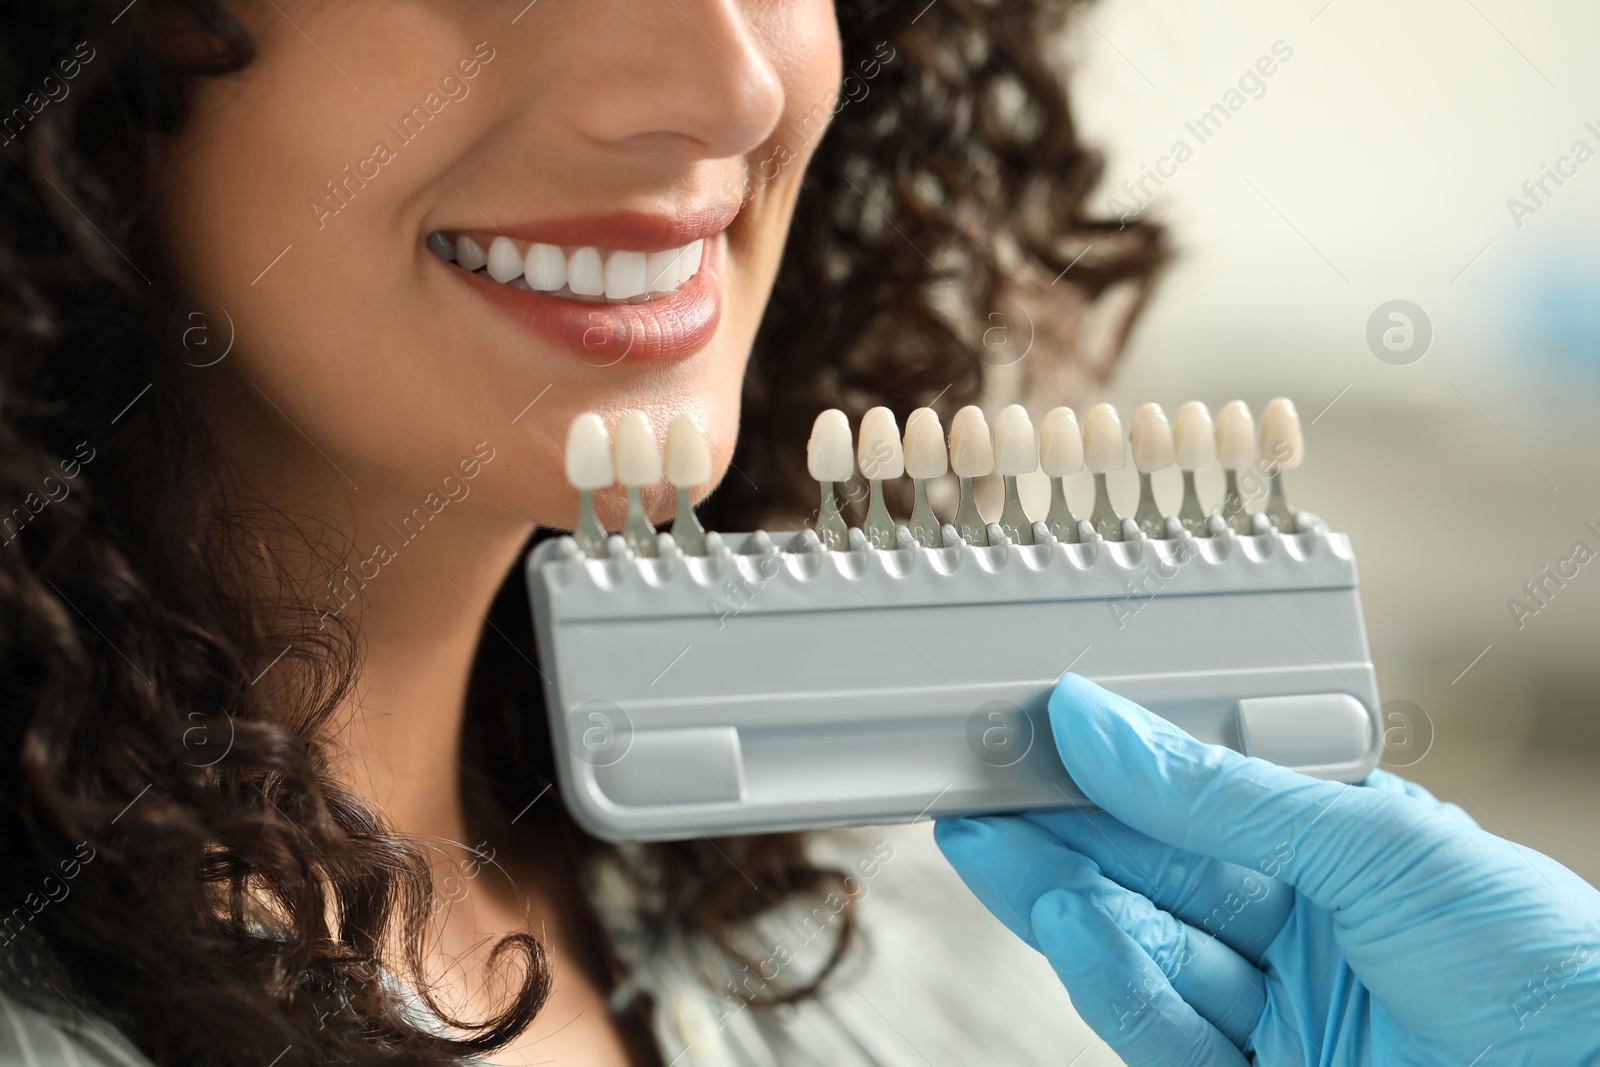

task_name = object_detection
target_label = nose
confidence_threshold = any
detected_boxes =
[566,0,786,160]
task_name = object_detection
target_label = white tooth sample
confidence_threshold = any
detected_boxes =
[1215,401,1257,470]
[1129,403,1173,538]
[664,415,712,486]
[605,250,648,300]
[857,407,905,481]
[486,236,524,283]
[614,410,661,557]
[948,406,995,478]
[524,243,566,291]
[646,248,683,293]
[1259,398,1304,468]
[1215,400,1257,534]
[565,413,612,557]
[949,406,993,546]
[565,413,614,490]
[1173,401,1217,471]
[455,235,488,272]
[1083,403,1125,473]
[807,409,853,549]
[1038,407,1084,477]
[1259,397,1304,532]
[1173,401,1216,538]
[1129,403,1175,474]
[993,405,1038,476]
[993,405,1037,544]
[665,415,712,554]
[857,407,904,547]
[567,246,605,296]
[902,407,946,546]
[679,239,704,283]
[1038,407,1082,543]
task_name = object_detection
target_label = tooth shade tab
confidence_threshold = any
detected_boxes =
[1174,402,1217,471]
[1083,403,1126,474]
[857,407,905,480]
[565,414,614,490]
[665,416,713,487]
[1038,407,1084,477]
[807,409,855,482]
[1129,403,1175,473]
[993,405,1038,476]
[455,235,488,272]
[948,406,995,479]
[1216,400,1258,469]
[1260,397,1305,469]
[613,411,661,487]
[902,408,948,480]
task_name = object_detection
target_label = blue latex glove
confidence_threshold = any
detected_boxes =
[935,674,1600,1067]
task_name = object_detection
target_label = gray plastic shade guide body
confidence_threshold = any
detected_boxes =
[525,513,1382,842]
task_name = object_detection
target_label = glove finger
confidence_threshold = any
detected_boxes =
[938,816,1269,1045]
[1362,769,1478,828]
[1021,810,1293,965]
[1047,673,1446,914]
[1031,888,1252,1067]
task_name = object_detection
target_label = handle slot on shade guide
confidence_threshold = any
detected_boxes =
[529,399,1379,842]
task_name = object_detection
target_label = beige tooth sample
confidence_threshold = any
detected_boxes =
[1084,402,1126,540]
[1129,403,1175,539]
[565,413,613,557]
[948,405,994,546]
[1039,407,1083,543]
[807,409,854,550]
[1215,400,1258,534]
[902,408,947,548]
[665,415,712,554]
[1173,401,1217,536]
[613,410,661,557]
[1259,397,1304,532]
[857,407,905,549]
[993,404,1037,545]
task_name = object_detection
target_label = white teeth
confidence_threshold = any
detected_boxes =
[1039,407,1083,477]
[1174,401,1217,471]
[1259,397,1304,469]
[456,235,488,272]
[807,409,855,483]
[664,415,712,487]
[993,405,1037,476]
[613,411,661,488]
[1129,403,1175,474]
[680,239,703,283]
[857,407,905,481]
[1084,403,1125,473]
[605,250,648,300]
[565,413,614,490]
[567,246,605,296]
[487,236,523,283]
[902,408,948,480]
[948,406,995,479]
[525,243,566,291]
[1216,400,1258,469]
[646,248,682,292]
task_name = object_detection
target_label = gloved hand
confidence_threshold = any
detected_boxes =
[935,674,1600,1067]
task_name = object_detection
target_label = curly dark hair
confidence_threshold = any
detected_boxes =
[0,0,1163,1063]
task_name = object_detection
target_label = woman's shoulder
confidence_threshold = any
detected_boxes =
[0,936,155,1067]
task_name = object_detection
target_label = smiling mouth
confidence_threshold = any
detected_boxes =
[429,231,706,305]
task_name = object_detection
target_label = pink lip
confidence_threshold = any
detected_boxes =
[441,206,735,364]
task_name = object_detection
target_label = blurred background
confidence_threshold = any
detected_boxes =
[873,4,1600,1062]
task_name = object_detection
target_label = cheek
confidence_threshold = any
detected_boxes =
[756,0,844,172]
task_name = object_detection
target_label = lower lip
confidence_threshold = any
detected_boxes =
[452,239,722,365]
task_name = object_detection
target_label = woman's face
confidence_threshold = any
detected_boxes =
[156,0,841,529]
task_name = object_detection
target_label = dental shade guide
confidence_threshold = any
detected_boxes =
[531,398,1383,842]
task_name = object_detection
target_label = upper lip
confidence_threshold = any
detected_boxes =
[442,202,740,253]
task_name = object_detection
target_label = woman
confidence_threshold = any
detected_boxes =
[0,1,1159,1064]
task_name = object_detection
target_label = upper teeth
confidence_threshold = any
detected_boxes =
[434,232,704,304]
